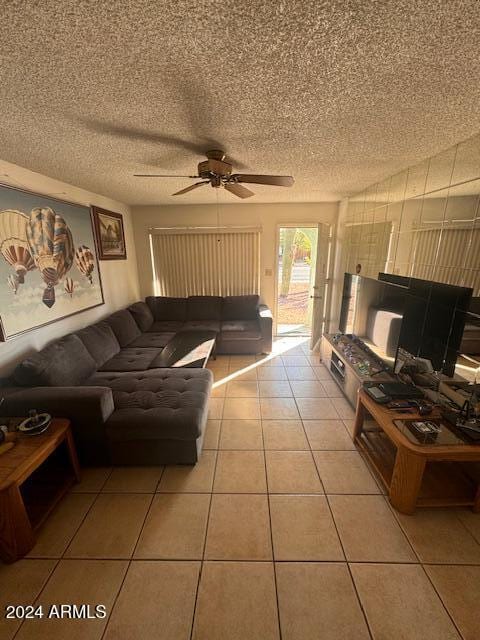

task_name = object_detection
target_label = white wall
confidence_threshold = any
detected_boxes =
[131,201,339,315]
[0,159,140,376]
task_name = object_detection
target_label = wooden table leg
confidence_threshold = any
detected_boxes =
[352,393,365,440]
[65,429,81,483]
[390,447,426,515]
[0,484,35,563]
[473,485,480,513]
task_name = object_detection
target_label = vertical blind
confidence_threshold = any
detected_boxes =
[150,229,261,297]
[344,221,392,277]
[411,227,480,294]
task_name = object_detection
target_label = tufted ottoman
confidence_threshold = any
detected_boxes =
[94,368,213,464]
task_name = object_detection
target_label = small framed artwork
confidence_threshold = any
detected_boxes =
[92,206,127,260]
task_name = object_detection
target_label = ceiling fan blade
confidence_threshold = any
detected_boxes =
[172,181,209,196]
[224,183,255,199]
[232,174,294,187]
[134,174,200,178]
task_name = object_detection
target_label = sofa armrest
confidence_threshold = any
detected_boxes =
[2,386,114,426]
[258,304,273,354]
[2,386,115,464]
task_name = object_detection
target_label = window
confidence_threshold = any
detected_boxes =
[150,228,261,297]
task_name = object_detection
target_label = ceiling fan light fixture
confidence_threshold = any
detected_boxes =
[135,149,294,199]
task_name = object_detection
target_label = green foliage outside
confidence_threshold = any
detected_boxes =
[279,227,318,327]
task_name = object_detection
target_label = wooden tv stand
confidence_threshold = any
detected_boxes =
[321,333,394,408]
[354,390,480,514]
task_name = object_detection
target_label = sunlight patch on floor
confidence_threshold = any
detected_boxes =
[211,337,313,389]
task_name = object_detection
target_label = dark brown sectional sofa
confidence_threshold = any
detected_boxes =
[145,294,272,355]
[1,296,272,466]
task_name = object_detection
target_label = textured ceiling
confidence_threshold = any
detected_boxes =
[0,1,479,206]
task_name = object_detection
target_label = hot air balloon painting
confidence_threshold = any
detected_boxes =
[0,183,104,342]
[75,245,95,284]
[26,207,75,307]
[64,277,74,298]
[0,209,36,284]
[7,274,18,294]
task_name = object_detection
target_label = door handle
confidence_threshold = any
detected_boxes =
[310,295,323,299]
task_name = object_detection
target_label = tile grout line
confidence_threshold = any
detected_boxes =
[12,467,116,640]
[11,556,63,640]
[99,467,163,640]
[323,363,478,640]
[453,510,480,550]
[188,428,221,640]
[13,350,477,637]
[261,418,283,640]
[22,553,471,565]
[96,556,443,564]
[418,562,467,640]
[324,493,375,640]
[291,386,326,494]
[144,348,476,638]
[288,361,374,638]
[382,496,422,563]
[385,498,474,640]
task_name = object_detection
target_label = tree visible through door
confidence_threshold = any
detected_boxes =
[277,226,319,335]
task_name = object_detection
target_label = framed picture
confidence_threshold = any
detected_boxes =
[0,183,104,341]
[92,206,127,260]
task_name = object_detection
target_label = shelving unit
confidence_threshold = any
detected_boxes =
[321,333,394,407]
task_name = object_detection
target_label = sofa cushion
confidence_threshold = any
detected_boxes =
[148,320,185,333]
[182,320,220,332]
[98,348,160,372]
[105,309,141,347]
[220,320,262,341]
[222,295,259,320]
[146,296,187,321]
[128,302,154,331]
[76,321,120,367]
[128,332,175,348]
[103,368,212,441]
[13,334,96,387]
[187,296,222,321]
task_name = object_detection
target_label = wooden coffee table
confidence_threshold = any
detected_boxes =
[353,389,480,514]
[0,418,80,563]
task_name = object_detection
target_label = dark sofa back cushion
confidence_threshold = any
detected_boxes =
[187,296,223,320]
[222,295,260,320]
[105,309,141,347]
[128,301,154,331]
[146,296,187,322]
[13,334,96,387]
[76,321,120,367]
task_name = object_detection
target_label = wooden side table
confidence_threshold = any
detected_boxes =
[0,418,80,563]
[353,390,480,514]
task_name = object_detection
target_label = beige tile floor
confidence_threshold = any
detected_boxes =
[2,337,480,640]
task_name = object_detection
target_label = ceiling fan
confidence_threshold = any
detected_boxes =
[134,150,294,198]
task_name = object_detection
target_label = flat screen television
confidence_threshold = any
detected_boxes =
[339,274,408,369]
[378,273,473,376]
[456,309,480,382]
